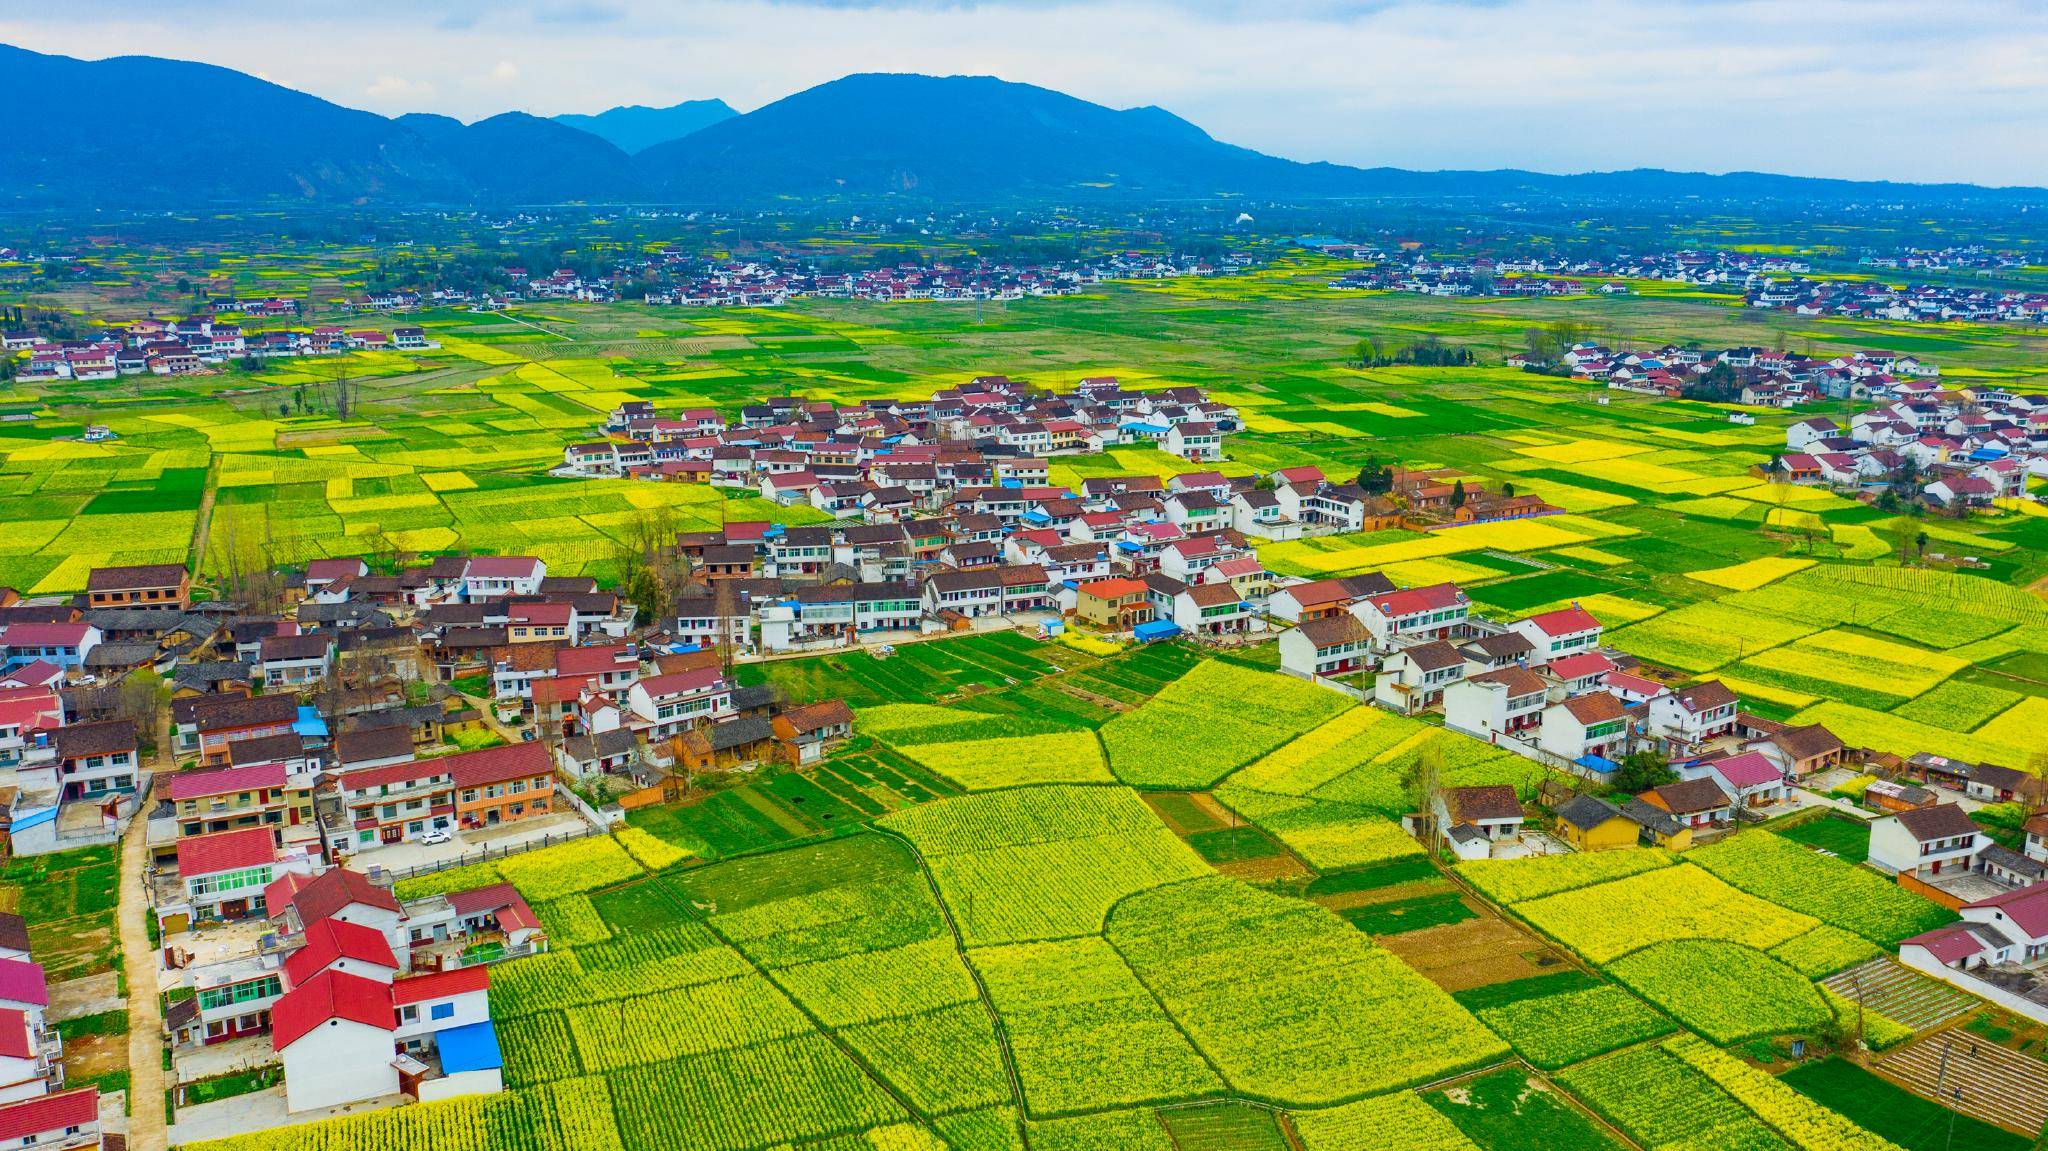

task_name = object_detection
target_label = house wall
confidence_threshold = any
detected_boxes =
[282,1020,399,1112]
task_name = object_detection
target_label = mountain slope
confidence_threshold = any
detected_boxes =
[554,99,737,154]
[0,44,462,204]
[634,73,1378,200]
[398,112,646,201]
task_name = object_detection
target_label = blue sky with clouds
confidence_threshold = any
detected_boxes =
[4,0,2045,185]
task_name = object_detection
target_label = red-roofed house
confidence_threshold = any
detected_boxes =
[1688,751,1788,808]
[338,759,460,851]
[0,1005,49,1102]
[0,1087,100,1150]
[448,742,555,831]
[1957,884,2048,964]
[461,557,546,600]
[392,966,490,1049]
[1351,583,1470,649]
[284,920,399,988]
[1509,606,1603,666]
[1543,651,1617,697]
[175,827,292,923]
[272,970,399,1111]
[626,667,735,741]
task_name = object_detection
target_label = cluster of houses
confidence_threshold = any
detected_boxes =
[163,843,530,1114]
[8,316,438,382]
[1520,341,1943,406]
[1748,277,2048,326]
[639,252,1234,307]
[562,375,1247,490]
[0,910,107,1150]
[1778,388,2048,508]
[1323,248,1819,297]
[1270,571,1849,860]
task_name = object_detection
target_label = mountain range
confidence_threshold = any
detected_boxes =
[1,43,2039,208]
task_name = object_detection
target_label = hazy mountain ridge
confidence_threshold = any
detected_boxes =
[1,45,2038,207]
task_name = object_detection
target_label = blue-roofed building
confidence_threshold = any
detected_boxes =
[421,1019,504,1100]
[1133,620,1182,643]
[291,705,328,746]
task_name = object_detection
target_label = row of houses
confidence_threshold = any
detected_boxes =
[1780,390,2048,507]
[12,318,436,382]
[1749,276,2048,326]
[1524,341,1943,405]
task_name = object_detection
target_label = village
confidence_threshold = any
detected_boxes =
[0,343,2044,1146]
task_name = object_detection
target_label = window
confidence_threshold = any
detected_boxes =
[399,1005,419,1023]
[430,1002,455,1021]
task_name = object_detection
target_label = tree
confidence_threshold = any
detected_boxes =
[1612,750,1675,793]
[1502,482,1517,499]
[117,670,170,754]
[1404,743,1447,854]
[1352,336,1378,366]
[1355,457,1394,496]
[1450,480,1467,509]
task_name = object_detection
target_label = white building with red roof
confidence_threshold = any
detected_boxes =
[460,557,546,600]
[0,1087,100,1150]
[1685,750,1788,808]
[272,969,400,1112]
[173,826,309,924]
[626,666,736,742]
[1350,583,1470,649]
[1508,605,1603,665]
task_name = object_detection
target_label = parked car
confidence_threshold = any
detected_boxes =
[419,828,452,846]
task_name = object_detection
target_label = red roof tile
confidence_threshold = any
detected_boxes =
[0,1088,98,1141]
[444,741,551,788]
[169,762,286,802]
[271,969,395,1050]
[1526,606,1601,636]
[391,965,488,1005]
[284,919,398,986]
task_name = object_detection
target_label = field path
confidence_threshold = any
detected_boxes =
[119,777,168,1151]
[184,453,219,579]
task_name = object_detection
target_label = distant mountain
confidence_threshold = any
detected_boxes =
[397,111,645,201]
[0,46,2038,208]
[0,43,462,204]
[635,73,1379,201]
[553,100,737,154]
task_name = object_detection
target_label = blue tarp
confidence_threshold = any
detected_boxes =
[1134,621,1182,642]
[1575,755,1619,775]
[291,706,328,739]
[436,1020,503,1074]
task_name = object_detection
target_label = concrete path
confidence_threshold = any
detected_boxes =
[119,777,168,1151]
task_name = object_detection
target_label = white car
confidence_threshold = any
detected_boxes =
[419,828,452,846]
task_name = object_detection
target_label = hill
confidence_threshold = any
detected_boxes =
[0,43,462,204]
[396,111,646,201]
[634,73,1381,201]
[553,99,737,153]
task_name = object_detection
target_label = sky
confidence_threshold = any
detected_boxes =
[5,0,2047,186]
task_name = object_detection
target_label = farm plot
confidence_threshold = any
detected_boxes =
[879,785,1209,946]
[1456,848,1674,906]
[1511,864,1817,964]
[972,937,1222,1115]
[1107,876,1507,1106]
[1556,1045,1796,1151]
[1473,984,1676,1070]
[1291,1092,1481,1151]
[1607,940,1831,1044]
[1221,706,1553,819]
[1100,660,1353,788]
[893,730,1113,790]
[1687,832,1954,946]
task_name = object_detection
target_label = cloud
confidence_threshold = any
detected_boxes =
[2,0,2045,185]
[364,73,438,103]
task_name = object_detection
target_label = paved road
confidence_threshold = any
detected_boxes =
[119,777,168,1151]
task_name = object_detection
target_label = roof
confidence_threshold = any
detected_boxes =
[466,556,542,579]
[0,914,26,957]
[1708,751,1784,790]
[1901,922,1997,965]
[175,827,275,877]
[1554,793,1627,832]
[0,960,46,1008]
[445,741,552,788]
[435,1019,504,1074]
[442,882,538,935]
[284,919,398,986]
[274,865,400,924]
[1362,582,1467,618]
[1401,640,1465,672]
[337,725,416,766]
[87,563,187,592]
[391,964,489,1006]
[53,720,137,759]
[169,762,286,802]
[1547,652,1617,681]
[779,699,854,734]
[1893,803,1981,843]
[1619,798,1685,838]
[191,691,298,733]
[0,1088,99,1141]
[1561,692,1628,725]
[1646,777,1730,815]
[1467,665,1546,696]
[1448,785,1523,824]
[226,732,305,767]
[638,667,725,699]
[0,1009,32,1060]
[271,969,395,1050]
[1524,606,1602,636]
[1295,614,1369,649]
[1669,680,1737,713]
